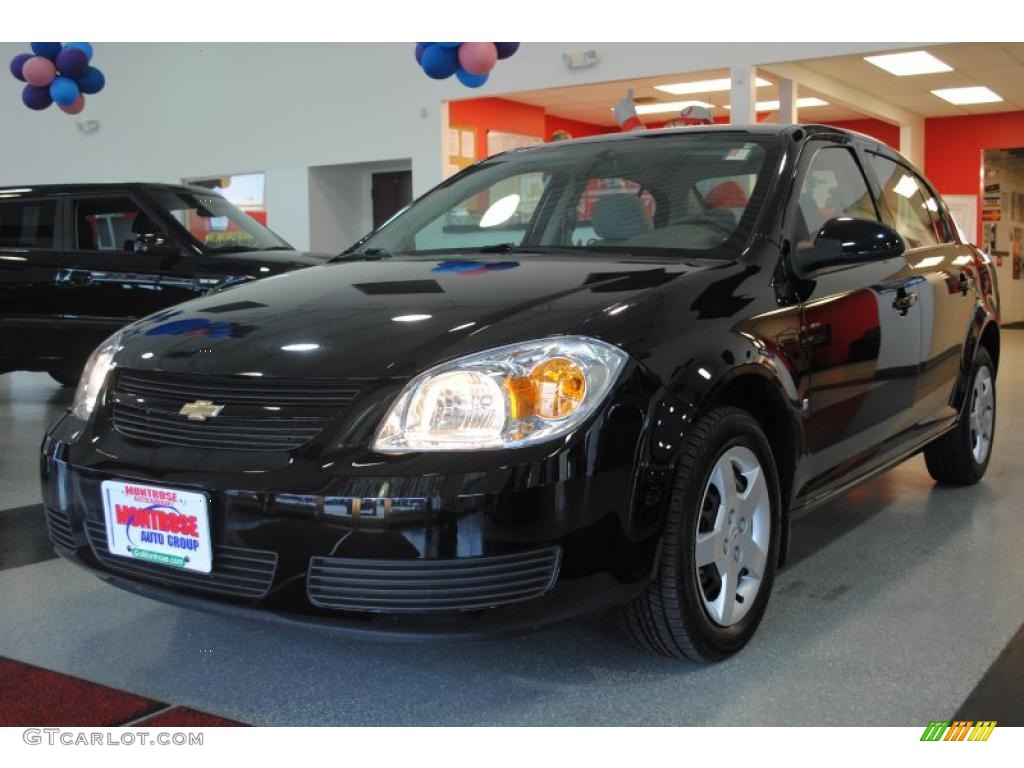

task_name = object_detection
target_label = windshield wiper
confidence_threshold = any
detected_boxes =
[330,247,397,262]
[473,243,559,254]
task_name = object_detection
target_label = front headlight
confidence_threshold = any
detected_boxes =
[71,331,122,421]
[373,336,628,452]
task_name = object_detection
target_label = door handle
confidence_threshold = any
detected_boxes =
[67,270,92,285]
[958,271,973,296]
[892,287,918,316]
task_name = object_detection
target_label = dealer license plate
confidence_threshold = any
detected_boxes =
[101,480,213,573]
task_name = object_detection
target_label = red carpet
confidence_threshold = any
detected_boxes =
[0,657,244,726]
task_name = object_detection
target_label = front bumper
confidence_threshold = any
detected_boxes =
[40,408,660,639]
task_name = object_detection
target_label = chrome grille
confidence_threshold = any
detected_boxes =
[307,547,561,613]
[85,520,277,599]
[110,369,360,451]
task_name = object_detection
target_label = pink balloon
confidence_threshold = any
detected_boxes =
[458,42,497,76]
[23,56,57,87]
[59,93,86,115]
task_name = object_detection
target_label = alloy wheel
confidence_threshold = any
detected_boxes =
[694,446,771,627]
[969,364,995,464]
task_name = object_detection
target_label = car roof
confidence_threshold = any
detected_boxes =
[511,122,895,157]
[0,182,221,197]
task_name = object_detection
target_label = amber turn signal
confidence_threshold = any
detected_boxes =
[506,357,587,421]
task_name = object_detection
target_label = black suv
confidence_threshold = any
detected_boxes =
[41,126,1000,661]
[0,183,328,385]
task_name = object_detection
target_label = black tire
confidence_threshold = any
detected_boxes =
[619,406,782,662]
[923,347,996,486]
[49,370,80,388]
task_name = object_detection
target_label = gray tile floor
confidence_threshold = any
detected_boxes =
[2,335,1023,725]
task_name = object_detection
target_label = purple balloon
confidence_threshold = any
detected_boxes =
[10,53,32,81]
[494,42,520,59]
[56,47,89,78]
[22,84,53,110]
[414,42,428,64]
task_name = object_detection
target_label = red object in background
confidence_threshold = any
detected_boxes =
[827,118,901,148]
[246,210,267,226]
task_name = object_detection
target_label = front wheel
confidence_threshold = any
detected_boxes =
[49,370,81,388]
[924,347,996,486]
[619,406,782,662]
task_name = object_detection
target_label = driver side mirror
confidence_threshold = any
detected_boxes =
[133,233,180,258]
[793,217,905,278]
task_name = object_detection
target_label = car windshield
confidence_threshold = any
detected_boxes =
[150,190,291,252]
[355,132,781,259]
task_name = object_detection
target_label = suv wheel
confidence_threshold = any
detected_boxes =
[619,406,782,662]
[924,347,996,486]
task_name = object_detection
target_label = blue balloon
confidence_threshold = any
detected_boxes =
[456,68,489,88]
[420,44,458,79]
[10,53,32,81]
[30,42,62,60]
[437,42,461,48]
[63,42,94,61]
[50,76,80,107]
[76,66,105,95]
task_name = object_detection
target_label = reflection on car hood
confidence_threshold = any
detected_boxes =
[207,249,333,270]
[119,253,743,380]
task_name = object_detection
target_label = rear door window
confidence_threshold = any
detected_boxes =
[867,153,940,249]
[0,199,57,248]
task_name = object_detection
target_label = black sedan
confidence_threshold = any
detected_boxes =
[40,125,1000,661]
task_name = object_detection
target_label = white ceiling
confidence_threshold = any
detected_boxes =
[496,43,1024,128]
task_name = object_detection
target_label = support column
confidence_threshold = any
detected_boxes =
[899,116,925,168]
[778,78,798,125]
[730,66,757,125]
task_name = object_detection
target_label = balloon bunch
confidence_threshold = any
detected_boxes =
[415,42,519,88]
[9,42,105,114]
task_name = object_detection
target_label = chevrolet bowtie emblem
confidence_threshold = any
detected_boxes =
[179,400,225,421]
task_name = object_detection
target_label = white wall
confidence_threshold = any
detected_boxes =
[0,42,903,247]
[308,159,411,253]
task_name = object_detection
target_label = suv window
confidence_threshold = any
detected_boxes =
[74,196,166,252]
[0,199,57,249]
[867,153,940,249]
[795,146,879,240]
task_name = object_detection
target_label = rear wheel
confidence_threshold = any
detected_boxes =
[924,347,996,486]
[619,406,781,662]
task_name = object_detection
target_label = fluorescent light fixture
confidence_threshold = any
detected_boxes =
[864,51,952,76]
[625,100,715,116]
[724,97,828,111]
[392,314,432,323]
[654,76,772,95]
[281,343,320,352]
[479,194,520,228]
[892,174,920,199]
[931,86,1003,105]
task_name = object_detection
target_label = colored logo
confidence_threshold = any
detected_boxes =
[179,400,224,421]
[920,721,997,742]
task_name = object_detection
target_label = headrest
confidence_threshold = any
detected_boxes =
[591,193,652,241]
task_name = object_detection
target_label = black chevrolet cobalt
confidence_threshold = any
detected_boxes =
[41,125,1000,661]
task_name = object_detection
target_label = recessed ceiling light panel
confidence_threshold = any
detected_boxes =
[654,76,772,95]
[864,51,952,76]
[931,86,1003,105]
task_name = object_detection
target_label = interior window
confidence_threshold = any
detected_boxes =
[75,197,164,253]
[795,146,879,240]
[415,172,548,251]
[868,153,940,249]
[571,178,656,246]
[0,199,56,249]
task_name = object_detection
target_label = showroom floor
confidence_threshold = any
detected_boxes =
[2,334,1023,726]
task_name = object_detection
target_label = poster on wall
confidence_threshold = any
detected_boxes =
[944,194,978,246]
[1013,227,1023,280]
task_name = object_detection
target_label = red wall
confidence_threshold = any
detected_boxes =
[448,97,611,159]
[826,119,901,149]
[925,111,1024,196]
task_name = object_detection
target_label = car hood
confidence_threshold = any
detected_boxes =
[208,249,333,271]
[118,253,740,380]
